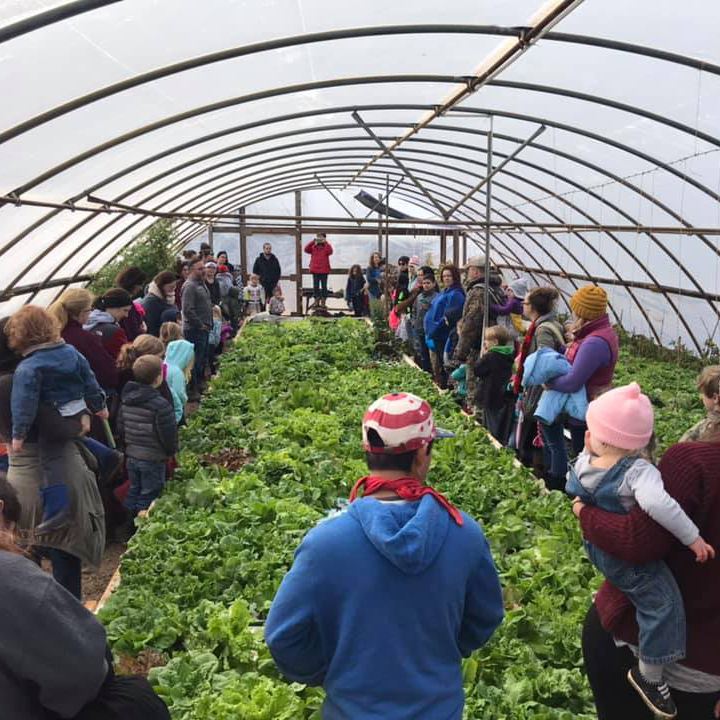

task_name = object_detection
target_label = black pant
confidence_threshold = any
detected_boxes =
[261,281,275,306]
[582,603,720,719]
[312,273,328,299]
[74,673,170,720]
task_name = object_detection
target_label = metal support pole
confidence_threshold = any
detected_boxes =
[352,111,449,218]
[452,229,460,266]
[448,124,546,216]
[440,230,447,264]
[482,117,494,348]
[295,190,303,315]
[314,174,361,225]
[238,207,247,282]
[384,174,390,261]
[377,194,383,253]
[462,232,468,265]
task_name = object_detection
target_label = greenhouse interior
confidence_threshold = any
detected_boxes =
[1,1,719,719]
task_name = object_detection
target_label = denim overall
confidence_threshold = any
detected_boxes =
[567,456,686,665]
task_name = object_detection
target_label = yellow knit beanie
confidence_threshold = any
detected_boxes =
[570,285,608,320]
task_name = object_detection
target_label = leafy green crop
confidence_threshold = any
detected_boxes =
[100,319,704,718]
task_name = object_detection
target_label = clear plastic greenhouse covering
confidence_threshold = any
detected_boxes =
[0,0,719,351]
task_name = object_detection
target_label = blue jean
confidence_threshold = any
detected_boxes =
[583,540,685,664]
[84,437,118,476]
[125,457,166,518]
[183,327,209,386]
[539,420,568,476]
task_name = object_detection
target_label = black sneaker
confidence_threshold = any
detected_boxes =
[627,667,677,719]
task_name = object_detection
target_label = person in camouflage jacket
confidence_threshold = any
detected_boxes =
[453,256,505,413]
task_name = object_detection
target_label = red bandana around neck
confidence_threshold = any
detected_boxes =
[350,475,464,526]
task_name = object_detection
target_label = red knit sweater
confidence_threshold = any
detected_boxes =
[579,441,720,674]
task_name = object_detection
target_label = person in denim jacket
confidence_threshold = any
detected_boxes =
[5,306,107,533]
[567,382,714,719]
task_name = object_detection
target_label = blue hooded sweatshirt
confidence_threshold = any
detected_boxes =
[164,339,194,422]
[522,346,588,424]
[265,494,503,720]
[423,286,466,356]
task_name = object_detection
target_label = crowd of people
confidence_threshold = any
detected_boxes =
[0,240,718,719]
[363,254,720,718]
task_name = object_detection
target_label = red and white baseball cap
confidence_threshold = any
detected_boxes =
[362,392,454,455]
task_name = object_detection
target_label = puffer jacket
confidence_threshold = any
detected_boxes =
[117,381,177,462]
[522,347,588,424]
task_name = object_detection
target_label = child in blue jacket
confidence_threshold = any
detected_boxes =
[5,306,108,531]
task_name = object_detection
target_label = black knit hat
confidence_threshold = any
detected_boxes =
[98,288,133,309]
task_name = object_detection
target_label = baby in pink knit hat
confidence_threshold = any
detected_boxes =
[567,382,715,719]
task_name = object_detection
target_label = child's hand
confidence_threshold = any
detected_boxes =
[688,536,715,563]
[11,438,23,453]
[572,497,585,518]
[96,408,109,420]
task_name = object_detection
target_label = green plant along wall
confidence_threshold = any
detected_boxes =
[89,220,176,295]
[98,320,705,719]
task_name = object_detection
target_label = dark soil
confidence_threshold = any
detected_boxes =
[200,447,253,471]
[83,540,127,603]
[115,650,168,677]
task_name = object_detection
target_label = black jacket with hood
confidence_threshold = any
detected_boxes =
[252,253,281,288]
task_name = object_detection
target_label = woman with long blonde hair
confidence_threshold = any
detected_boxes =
[48,288,118,391]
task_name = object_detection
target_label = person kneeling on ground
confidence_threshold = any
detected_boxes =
[117,355,177,526]
[265,392,504,719]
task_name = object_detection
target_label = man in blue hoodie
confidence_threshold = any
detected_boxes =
[265,392,503,719]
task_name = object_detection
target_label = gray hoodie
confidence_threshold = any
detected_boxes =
[0,550,108,719]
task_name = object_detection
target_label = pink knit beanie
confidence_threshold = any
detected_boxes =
[585,382,654,451]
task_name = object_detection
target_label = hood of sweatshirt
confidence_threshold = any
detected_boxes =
[83,309,116,331]
[165,339,194,370]
[347,494,450,575]
[121,380,159,405]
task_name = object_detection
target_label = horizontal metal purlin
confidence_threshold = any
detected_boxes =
[214,224,445,236]
[497,265,720,303]
[0,275,93,301]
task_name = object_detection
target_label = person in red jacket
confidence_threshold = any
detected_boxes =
[48,288,118,392]
[575,436,720,719]
[304,233,333,309]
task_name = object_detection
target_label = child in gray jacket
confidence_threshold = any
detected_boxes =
[117,355,177,519]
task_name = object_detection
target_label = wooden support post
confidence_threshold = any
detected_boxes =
[295,190,303,316]
[452,229,460,267]
[440,230,447,265]
[238,207,247,282]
